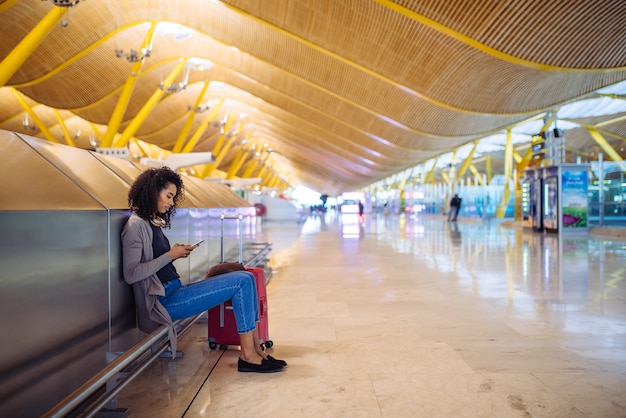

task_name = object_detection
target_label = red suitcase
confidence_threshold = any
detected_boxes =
[207,214,273,350]
[207,267,272,350]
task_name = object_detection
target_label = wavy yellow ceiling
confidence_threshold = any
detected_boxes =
[1,0,625,194]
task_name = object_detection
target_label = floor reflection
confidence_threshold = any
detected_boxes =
[117,212,626,418]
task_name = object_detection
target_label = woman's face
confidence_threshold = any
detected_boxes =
[156,182,178,215]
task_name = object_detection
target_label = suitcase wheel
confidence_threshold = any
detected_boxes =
[264,340,274,349]
[209,341,217,350]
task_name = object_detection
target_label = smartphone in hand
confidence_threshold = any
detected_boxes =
[192,239,204,247]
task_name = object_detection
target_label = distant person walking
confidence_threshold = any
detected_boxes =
[448,194,462,221]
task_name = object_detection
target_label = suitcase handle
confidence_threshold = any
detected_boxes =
[220,214,243,263]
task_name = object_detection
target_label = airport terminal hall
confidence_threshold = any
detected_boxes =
[2,1,626,417]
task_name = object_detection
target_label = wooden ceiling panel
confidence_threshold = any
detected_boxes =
[221,0,626,114]
[395,0,626,68]
[1,0,626,193]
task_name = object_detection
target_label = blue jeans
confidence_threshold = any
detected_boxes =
[158,271,259,334]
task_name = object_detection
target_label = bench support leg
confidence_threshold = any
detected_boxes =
[156,344,184,359]
[97,352,131,417]
[94,407,130,418]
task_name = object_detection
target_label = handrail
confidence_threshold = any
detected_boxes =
[43,312,204,418]
[243,242,272,268]
[44,242,273,417]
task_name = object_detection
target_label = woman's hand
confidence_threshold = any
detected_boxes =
[169,243,196,260]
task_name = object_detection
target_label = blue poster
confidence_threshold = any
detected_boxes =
[561,168,588,228]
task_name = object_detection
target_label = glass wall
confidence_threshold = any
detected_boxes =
[373,162,624,227]
[588,162,626,226]
[402,180,515,219]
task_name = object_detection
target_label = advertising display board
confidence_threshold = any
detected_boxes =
[521,175,532,228]
[543,175,558,231]
[560,165,589,231]
[526,165,589,235]
[532,177,543,231]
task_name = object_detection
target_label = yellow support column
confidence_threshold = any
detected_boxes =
[113,58,188,148]
[54,109,75,147]
[256,165,268,181]
[0,6,66,88]
[88,122,104,143]
[469,165,484,185]
[172,81,210,153]
[260,171,271,187]
[245,148,270,178]
[203,134,236,177]
[130,138,151,158]
[12,88,57,143]
[202,115,237,177]
[486,155,493,184]
[241,156,260,178]
[457,140,479,180]
[425,158,438,183]
[102,21,157,147]
[588,128,626,172]
[265,176,274,189]
[255,151,272,177]
[0,0,20,14]
[226,147,249,179]
[516,146,534,172]
[209,116,235,157]
[181,99,224,153]
[268,176,280,189]
[267,173,278,189]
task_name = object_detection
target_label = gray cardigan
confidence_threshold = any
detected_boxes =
[121,213,177,353]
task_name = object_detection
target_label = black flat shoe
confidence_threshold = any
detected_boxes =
[238,358,284,373]
[266,355,288,367]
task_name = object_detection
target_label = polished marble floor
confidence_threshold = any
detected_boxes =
[117,213,626,417]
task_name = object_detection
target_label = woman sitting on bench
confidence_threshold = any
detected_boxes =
[121,166,286,373]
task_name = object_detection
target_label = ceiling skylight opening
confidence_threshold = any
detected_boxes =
[187,58,214,71]
[154,22,194,41]
[557,97,626,119]
[480,132,532,146]
[597,80,626,95]
[210,81,227,90]
[512,120,579,136]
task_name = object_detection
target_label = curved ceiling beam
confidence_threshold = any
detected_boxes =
[113,58,188,147]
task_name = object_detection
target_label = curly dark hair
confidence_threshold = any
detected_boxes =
[128,167,185,228]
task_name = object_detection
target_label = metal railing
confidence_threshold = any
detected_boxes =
[243,242,272,269]
[43,242,273,418]
[43,312,204,418]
